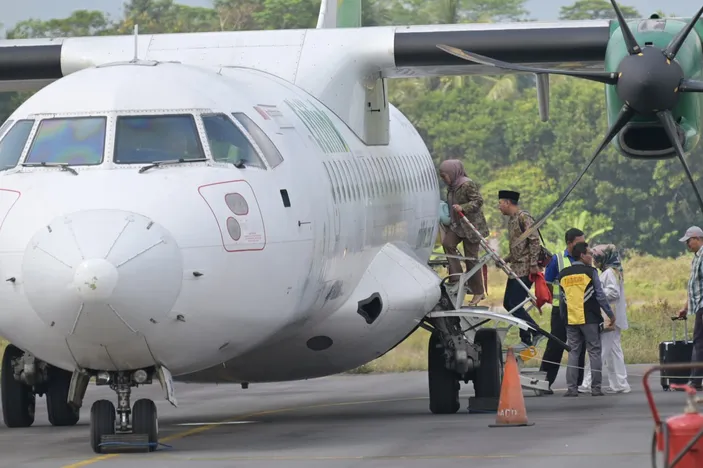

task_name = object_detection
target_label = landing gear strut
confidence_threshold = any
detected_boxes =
[90,370,158,454]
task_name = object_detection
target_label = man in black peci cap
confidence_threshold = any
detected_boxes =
[498,190,542,346]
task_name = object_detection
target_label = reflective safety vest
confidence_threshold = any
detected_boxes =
[551,251,572,307]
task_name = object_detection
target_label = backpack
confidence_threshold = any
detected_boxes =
[517,210,553,269]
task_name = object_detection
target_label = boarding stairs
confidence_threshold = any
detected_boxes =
[427,213,554,395]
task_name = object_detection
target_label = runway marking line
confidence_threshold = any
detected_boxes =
[61,396,426,468]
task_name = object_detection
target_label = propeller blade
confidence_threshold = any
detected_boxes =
[435,45,619,85]
[609,0,642,55]
[679,79,703,92]
[663,6,703,60]
[514,104,636,245]
[656,110,703,214]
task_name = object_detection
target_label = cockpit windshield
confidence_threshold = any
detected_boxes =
[201,113,266,169]
[0,120,34,171]
[114,115,205,164]
[25,117,106,165]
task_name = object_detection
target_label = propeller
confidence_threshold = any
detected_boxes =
[436,0,703,245]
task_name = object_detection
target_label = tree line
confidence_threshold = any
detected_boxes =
[0,0,696,257]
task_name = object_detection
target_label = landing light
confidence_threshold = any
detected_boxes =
[134,369,148,384]
[96,371,110,384]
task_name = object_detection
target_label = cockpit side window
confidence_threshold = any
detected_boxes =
[114,115,205,164]
[231,113,284,169]
[25,117,106,165]
[202,113,266,170]
[0,120,34,171]
[0,120,14,139]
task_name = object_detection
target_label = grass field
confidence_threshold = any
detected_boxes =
[348,252,692,374]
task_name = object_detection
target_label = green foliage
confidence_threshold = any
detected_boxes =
[0,0,700,257]
[559,0,640,20]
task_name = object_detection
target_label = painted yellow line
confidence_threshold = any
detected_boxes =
[139,451,649,461]
[61,396,426,468]
[62,454,119,467]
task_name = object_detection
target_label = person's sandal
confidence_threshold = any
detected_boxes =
[468,294,486,306]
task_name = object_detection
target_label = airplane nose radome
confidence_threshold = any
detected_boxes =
[22,209,183,345]
[73,258,120,301]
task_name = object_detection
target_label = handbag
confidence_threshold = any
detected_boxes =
[529,272,552,312]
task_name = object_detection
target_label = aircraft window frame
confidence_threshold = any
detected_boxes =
[352,159,367,200]
[332,160,348,203]
[380,158,395,194]
[0,120,14,139]
[342,160,359,201]
[328,161,344,203]
[394,155,407,192]
[113,114,205,165]
[361,158,376,199]
[24,116,107,166]
[412,154,422,191]
[0,119,35,172]
[322,161,338,204]
[231,112,284,169]
[200,113,266,170]
[372,158,386,195]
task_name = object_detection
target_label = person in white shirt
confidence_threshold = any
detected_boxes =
[578,244,631,394]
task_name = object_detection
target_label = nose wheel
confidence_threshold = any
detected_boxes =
[90,371,159,454]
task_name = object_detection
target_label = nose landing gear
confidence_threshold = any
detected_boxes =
[90,371,159,454]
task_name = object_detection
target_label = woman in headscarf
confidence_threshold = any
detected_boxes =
[579,244,631,394]
[438,159,490,306]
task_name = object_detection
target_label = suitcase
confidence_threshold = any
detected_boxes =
[659,316,694,391]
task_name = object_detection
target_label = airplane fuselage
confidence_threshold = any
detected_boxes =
[0,62,442,382]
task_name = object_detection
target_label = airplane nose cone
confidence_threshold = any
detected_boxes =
[72,258,119,301]
[22,209,183,346]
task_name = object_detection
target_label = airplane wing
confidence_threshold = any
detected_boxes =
[387,20,610,78]
[0,20,611,93]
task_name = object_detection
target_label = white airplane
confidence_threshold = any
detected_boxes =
[3,0,682,454]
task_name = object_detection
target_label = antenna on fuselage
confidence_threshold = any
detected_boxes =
[132,24,139,63]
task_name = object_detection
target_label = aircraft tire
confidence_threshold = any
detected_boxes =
[46,366,80,426]
[90,399,115,454]
[427,331,460,414]
[473,328,503,399]
[1,344,36,428]
[132,398,159,451]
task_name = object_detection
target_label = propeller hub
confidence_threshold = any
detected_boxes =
[615,47,684,114]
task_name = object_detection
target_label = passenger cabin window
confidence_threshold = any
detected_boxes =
[0,120,34,171]
[202,113,266,170]
[231,113,284,169]
[114,115,204,164]
[26,117,105,165]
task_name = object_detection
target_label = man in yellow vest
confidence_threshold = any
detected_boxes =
[559,242,616,397]
[539,228,587,394]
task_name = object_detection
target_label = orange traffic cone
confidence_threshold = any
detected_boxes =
[489,347,535,427]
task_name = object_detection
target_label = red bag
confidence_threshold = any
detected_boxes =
[529,272,552,312]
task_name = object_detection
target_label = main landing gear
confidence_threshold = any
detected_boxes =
[424,280,503,414]
[90,370,159,454]
[1,344,80,429]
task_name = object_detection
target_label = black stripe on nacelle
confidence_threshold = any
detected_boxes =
[0,44,63,81]
[393,25,611,68]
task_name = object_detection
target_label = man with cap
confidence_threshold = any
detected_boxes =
[498,190,542,346]
[677,225,703,389]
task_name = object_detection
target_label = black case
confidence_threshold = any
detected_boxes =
[659,317,693,390]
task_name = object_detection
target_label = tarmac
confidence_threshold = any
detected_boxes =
[0,363,692,468]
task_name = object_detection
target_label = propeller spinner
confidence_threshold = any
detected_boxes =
[437,0,703,244]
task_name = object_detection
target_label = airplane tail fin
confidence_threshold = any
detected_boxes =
[316,0,361,28]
